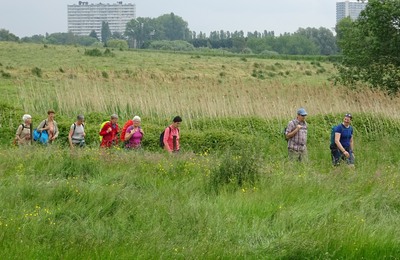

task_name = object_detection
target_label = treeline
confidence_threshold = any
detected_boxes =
[189,27,337,55]
[0,12,338,56]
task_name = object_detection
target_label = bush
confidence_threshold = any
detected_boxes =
[107,39,128,50]
[103,48,115,57]
[1,70,11,78]
[148,40,195,52]
[84,48,103,57]
[209,146,261,194]
[31,67,42,77]
[241,48,253,54]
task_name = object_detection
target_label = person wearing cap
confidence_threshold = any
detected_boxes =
[285,108,308,162]
[100,114,119,148]
[15,114,32,146]
[124,116,144,149]
[330,113,355,166]
[68,115,86,149]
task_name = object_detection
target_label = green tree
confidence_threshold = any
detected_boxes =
[295,27,337,55]
[101,21,112,45]
[89,30,99,40]
[336,0,400,93]
[156,13,190,41]
[107,39,129,50]
[46,32,76,45]
[21,34,45,44]
[0,29,19,42]
[76,36,98,46]
[272,34,319,55]
[125,17,160,48]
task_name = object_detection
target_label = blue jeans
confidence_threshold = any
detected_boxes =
[330,144,354,166]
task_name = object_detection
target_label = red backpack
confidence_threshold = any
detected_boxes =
[120,120,133,141]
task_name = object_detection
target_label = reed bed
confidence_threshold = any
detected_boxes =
[16,73,400,122]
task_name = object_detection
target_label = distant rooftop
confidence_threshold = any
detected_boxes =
[73,1,134,5]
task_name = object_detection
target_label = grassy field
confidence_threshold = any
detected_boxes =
[1,42,400,258]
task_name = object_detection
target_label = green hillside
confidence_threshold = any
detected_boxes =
[1,42,400,258]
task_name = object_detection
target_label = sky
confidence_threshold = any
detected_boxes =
[0,0,337,37]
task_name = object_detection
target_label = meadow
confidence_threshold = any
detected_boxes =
[1,41,400,258]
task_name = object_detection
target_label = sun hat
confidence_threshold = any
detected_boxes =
[297,108,308,116]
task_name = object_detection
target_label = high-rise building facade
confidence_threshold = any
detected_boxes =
[68,1,136,37]
[336,0,367,23]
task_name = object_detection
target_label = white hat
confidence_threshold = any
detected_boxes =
[133,116,141,122]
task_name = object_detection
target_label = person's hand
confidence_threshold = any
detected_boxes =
[51,136,56,141]
[107,127,112,133]
[296,125,302,130]
[343,151,350,158]
[140,129,144,134]
[26,136,31,140]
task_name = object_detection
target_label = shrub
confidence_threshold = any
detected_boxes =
[102,71,109,79]
[260,50,280,57]
[107,39,128,50]
[304,70,313,76]
[84,48,103,57]
[31,67,42,77]
[241,48,253,54]
[103,48,115,57]
[209,146,261,194]
[148,40,195,52]
[1,70,11,78]
[316,67,326,74]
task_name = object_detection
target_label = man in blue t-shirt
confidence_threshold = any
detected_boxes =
[330,113,355,166]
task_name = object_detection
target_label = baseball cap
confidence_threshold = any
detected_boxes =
[297,108,308,116]
[345,113,353,119]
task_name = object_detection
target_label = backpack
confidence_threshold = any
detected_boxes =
[33,120,48,144]
[283,120,296,141]
[13,124,25,145]
[120,120,133,141]
[99,121,109,142]
[72,123,85,136]
[283,126,288,141]
[160,126,179,148]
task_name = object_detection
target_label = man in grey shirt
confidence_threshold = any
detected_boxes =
[285,108,308,162]
[68,115,86,148]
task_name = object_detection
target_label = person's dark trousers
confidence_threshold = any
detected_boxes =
[330,144,354,166]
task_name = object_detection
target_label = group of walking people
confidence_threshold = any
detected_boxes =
[285,108,355,166]
[15,108,354,165]
[15,110,182,154]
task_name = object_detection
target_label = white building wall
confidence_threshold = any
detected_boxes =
[67,2,136,37]
[336,1,367,23]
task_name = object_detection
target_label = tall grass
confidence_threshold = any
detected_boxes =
[0,144,400,258]
[14,67,400,122]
